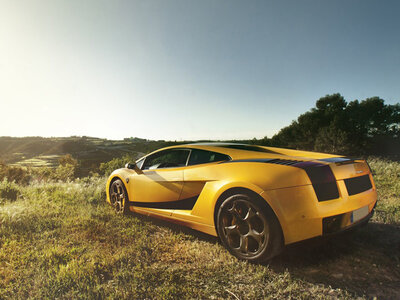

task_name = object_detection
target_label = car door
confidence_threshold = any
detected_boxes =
[127,149,190,214]
[173,149,231,212]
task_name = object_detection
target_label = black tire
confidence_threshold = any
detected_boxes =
[109,179,130,215]
[216,193,282,262]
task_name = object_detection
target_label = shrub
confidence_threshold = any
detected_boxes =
[99,154,138,176]
[55,164,76,182]
[58,154,79,179]
[30,167,54,183]
[0,162,31,185]
[30,165,76,182]
[0,178,21,202]
[59,154,78,167]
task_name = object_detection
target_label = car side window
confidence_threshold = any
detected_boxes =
[142,149,190,170]
[188,149,230,166]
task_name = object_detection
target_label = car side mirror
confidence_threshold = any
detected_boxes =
[125,162,143,174]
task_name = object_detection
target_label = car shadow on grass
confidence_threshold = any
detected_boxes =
[269,222,400,299]
[127,210,219,244]
[126,211,400,299]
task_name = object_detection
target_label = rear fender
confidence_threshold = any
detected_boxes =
[190,180,265,227]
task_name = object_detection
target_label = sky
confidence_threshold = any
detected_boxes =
[0,0,399,141]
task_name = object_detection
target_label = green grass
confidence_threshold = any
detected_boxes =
[0,159,399,299]
[9,155,61,168]
[368,157,400,224]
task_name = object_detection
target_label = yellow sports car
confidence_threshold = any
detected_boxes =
[106,143,377,262]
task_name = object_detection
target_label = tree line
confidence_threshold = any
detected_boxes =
[255,93,400,157]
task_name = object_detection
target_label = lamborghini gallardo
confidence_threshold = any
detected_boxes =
[106,143,377,262]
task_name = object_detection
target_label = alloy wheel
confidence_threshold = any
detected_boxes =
[218,196,270,259]
[110,180,128,214]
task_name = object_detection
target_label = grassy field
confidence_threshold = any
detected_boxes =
[0,159,399,299]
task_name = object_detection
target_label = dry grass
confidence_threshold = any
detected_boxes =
[0,158,399,299]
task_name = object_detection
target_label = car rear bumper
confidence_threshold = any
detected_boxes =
[322,201,376,235]
[261,179,377,245]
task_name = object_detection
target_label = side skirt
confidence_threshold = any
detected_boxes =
[130,205,217,236]
[130,195,199,210]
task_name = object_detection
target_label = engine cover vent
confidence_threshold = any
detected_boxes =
[267,159,303,166]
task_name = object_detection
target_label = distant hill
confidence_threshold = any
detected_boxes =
[0,136,185,174]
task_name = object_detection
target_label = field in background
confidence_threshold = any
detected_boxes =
[0,136,175,176]
[0,158,399,299]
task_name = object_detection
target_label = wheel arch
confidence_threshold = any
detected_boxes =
[106,175,128,204]
[213,186,285,247]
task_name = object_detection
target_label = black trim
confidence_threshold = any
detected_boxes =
[267,159,303,165]
[131,195,199,210]
[344,175,372,196]
[221,158,302,165]
[221,158,275,164]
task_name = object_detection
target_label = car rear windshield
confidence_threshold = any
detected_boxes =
[218,144,278,154]
[188,149,230,165]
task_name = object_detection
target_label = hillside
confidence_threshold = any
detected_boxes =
[0,136,183,175]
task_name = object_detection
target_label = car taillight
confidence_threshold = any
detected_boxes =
[294,161,339,202]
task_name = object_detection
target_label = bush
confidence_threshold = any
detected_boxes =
[0,162,31,185]
[29,165,77,182]
[58,154,79,179]
[99,154,138,176]
[55,164,76,182]
[0,178,21,202]
[58,154,78,167]
[30,167,53,183]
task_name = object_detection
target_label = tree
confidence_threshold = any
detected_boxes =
[271,94,400,155]
[57,154,79,180]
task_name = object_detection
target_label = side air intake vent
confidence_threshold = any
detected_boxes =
[344,175,372,196]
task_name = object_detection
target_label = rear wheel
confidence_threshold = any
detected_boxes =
[109,179,130,214]
[216,193,282,262]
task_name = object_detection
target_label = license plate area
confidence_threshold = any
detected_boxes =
[351,205,369,223]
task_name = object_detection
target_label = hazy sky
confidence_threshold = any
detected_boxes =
[1,0,399,140]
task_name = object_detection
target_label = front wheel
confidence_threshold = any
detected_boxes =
[216,193,282,262]
[109,179,130,214]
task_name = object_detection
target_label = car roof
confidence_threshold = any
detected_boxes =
[156,143,280,158]
[145,142,339,161]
